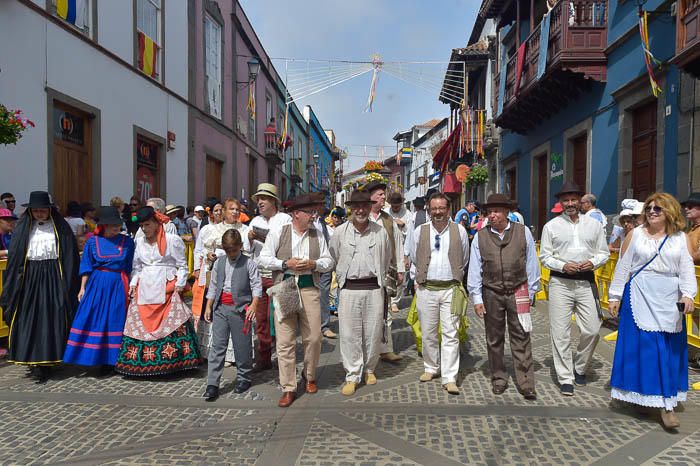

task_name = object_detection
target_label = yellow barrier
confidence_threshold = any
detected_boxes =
[183,238,194,277]
[0,260,7,338]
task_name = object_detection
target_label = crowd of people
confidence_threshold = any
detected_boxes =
[0,179,697,431]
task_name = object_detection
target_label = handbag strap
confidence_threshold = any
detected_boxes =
[630,234,669,281]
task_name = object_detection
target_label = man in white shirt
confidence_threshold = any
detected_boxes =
[366,181,406,363]
[248,183,292,370]
[581,193,607,228]
[408,193,469,394]
[540,181,609,396]
[468,194,540,400]
[259,193,334,408]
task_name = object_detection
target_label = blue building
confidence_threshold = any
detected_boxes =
[303,105,335,207]
[472,0,693,238]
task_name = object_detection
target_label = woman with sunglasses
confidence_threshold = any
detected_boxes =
[608,193,696,430]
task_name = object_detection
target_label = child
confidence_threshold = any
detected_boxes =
[202,229,261,401]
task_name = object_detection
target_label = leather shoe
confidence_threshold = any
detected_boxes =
[278,391,296,408]
[521,389,537,401]
[492,384,508,395]
[380,352,403,363]
[305,379,318,394]
[322,329,337,339]
[234,381,251,394]
[203,385,219,402]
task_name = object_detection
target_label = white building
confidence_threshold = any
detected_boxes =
[400,119,448,206]
[0,0,189,210]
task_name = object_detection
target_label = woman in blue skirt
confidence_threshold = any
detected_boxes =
[64,207,135,369]
[608,193,696,430]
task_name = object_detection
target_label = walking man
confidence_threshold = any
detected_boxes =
[540,181,609,396]
[330,190,392,395]
[249,183,292,371]
[409,193,469,394]
[467,194,540,400]
[259,193,334,408]
[365,180,405,362]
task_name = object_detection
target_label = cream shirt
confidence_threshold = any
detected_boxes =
[539,213,609,272]
[408,221,470,281]
[258,225,334,276]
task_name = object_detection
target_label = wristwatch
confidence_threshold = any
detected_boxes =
[281,260,289,272]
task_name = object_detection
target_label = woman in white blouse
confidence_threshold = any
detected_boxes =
[114,206,203,376]
[0,191,79,383]
[608,193,696,430]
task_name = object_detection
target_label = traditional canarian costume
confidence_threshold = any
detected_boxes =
[115,207,202,376]
[609,227,697,409]
[64,207,135,367]
[0,192,80,369]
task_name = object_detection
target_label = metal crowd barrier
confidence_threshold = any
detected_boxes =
[183,238,195,276]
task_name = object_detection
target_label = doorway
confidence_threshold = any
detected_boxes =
[52,103,92,211]
[632,101,657,200]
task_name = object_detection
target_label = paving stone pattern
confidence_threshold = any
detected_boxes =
[0,302,698,465]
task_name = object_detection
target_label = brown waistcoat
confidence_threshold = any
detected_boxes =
[415,222,464,285]
[477,222,527,293]
[272,224,321,285]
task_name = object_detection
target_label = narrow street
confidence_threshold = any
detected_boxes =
[1,300,698,465]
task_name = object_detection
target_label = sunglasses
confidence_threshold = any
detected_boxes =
[644,205,663,214]
[5,200,15,204]
[434,234,441,251]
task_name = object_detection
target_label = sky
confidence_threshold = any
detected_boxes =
[239,0,481,172]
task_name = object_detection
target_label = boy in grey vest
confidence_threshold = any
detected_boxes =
[203,229,262,401]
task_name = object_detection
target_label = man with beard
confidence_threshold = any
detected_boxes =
[409,192,469,394]
[259,193,334,407]
[365,180,405,362]
[248,183,292,371]
[330,190,392,395]
[540,181,609,396]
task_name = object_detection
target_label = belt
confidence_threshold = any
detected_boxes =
[344,277,380,290]
[550,270,595,281]
[221,292,234,305]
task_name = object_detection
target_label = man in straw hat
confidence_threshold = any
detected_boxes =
[259,193,334,407]
[540,181,609,396]
[467,194,540,400]
[365,180,406,362]
[408,192,469,394]
[248,183,292,371]
[329,190,393,395]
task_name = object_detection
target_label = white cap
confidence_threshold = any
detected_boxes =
[619,208,634,218]
[630,201,643,216]
[620,198,638,210]
[194,205,205,212]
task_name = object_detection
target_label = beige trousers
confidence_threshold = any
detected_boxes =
[548,276,601,385]
[338,288,384,382]
[276,287,322,392]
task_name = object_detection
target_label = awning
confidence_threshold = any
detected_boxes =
[432,123,462,172]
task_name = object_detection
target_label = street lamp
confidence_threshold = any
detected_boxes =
[247,58,260,82]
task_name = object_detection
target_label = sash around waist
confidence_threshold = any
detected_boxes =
[550,270,595,282]
[344,278,380,290]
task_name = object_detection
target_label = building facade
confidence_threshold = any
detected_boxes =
[303,105,334,205]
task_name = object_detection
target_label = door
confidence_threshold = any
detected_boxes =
[506,168,517,200]
[535,154,548,238]
[632,102,657,200]
[52,103,92,211]
[205,157,223,199]
[572,134,587,191]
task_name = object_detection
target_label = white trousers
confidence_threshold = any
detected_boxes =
[416,286,460,384]
[548,276,601,385]
[338,288,384,383]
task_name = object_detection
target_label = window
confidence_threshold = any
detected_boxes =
[247,82,257,143]
[266,95,273,127]
[52,0,92,37]
[136,0,162,80]
[204,15,222,118]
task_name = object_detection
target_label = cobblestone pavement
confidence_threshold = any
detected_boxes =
[1,299,699,465]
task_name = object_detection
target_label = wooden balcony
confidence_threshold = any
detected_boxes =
[494,0,607,134]
[264,130,284,165]
[675,0,700,77]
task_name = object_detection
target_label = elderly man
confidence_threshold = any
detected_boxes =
[580,193,607,227]
[259,193,334,408]
[330,190,392,395]
[683,192,700,264]
[248,183,292,370]
[387,192,413,311]
[540,181,609,396]
[365,180,405,362]
[409,193,469,394]
[467,194,540,400]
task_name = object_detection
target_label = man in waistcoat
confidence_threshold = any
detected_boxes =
[259,193,335,408]
[408,192,469,394]
[329,190,392,395]
[203,229,262,400]
[540,181,609,396]
[365,180,405,362]
[467,194,541,400]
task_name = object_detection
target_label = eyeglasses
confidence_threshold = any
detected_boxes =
[434,234,441,251]
[299,209,318,216]
[644,205,663,214]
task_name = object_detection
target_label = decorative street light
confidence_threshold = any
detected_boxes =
[247,58,260,82]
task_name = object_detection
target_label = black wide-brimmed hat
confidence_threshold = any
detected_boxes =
[413,196,426,207]
[22,191,54,208]
[344,190,372,207]
[131,206,156,223]
[555,180,585,198]
[388,192,404,205]
[682,192,700,207]
[283,192,325,211]
[482,193,514,210]
[96,206,123,225]
[362,180,387,193]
